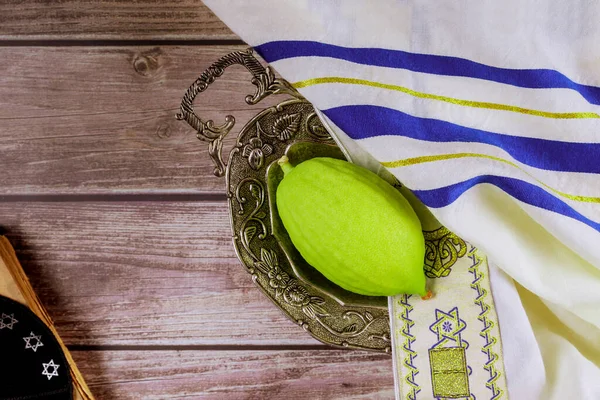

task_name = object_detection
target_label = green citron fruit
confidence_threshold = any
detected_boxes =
[276,156,426,297]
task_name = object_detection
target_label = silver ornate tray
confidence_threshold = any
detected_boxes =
[177,49,395,352]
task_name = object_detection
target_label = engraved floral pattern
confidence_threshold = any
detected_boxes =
[255,249,328,319]
[283,282,311,307]
[268,269,290,297]
[242,124,273,170]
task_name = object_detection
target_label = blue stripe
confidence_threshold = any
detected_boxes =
[323,105,600,174]
[413,175,600,233]
[255,41,600,106]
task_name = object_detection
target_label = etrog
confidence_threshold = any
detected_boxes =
[276,156,426,297]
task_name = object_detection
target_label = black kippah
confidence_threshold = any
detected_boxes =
[0,295,72,400]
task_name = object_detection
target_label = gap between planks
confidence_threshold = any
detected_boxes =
[0,193,228,203]
[68,344,336,352]
[0,39,246,47]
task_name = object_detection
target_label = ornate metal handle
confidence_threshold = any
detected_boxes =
[176,48,302,177]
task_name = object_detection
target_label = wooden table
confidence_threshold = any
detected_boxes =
[0,2,393,398]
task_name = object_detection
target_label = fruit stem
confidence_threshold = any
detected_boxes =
[421,289,434,301]
[278,155,294,176]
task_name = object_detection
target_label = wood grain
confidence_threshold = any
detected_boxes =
[0,201,320,346]
[0,45,286,195]
[0,1,237,41]
[72,349,394,399]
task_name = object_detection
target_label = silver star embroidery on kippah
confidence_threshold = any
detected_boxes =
[0,313,18,330]
[42,359,60,380]
[23,332,44,352]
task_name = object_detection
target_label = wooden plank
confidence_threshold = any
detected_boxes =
[0,201,320,346]
[0,1,237,41]
[72,349,394,399]
[0,45,286,194]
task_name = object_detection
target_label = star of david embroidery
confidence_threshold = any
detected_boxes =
[23,332,44,352]
[429,307,468,348]
[42,359,60,381]
[0,313,18,330]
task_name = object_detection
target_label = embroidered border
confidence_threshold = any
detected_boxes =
[468,248,504,400]
[398,294,420,400]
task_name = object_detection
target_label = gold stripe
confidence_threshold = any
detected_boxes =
[293,77,600,119]
[381,153,600,204]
